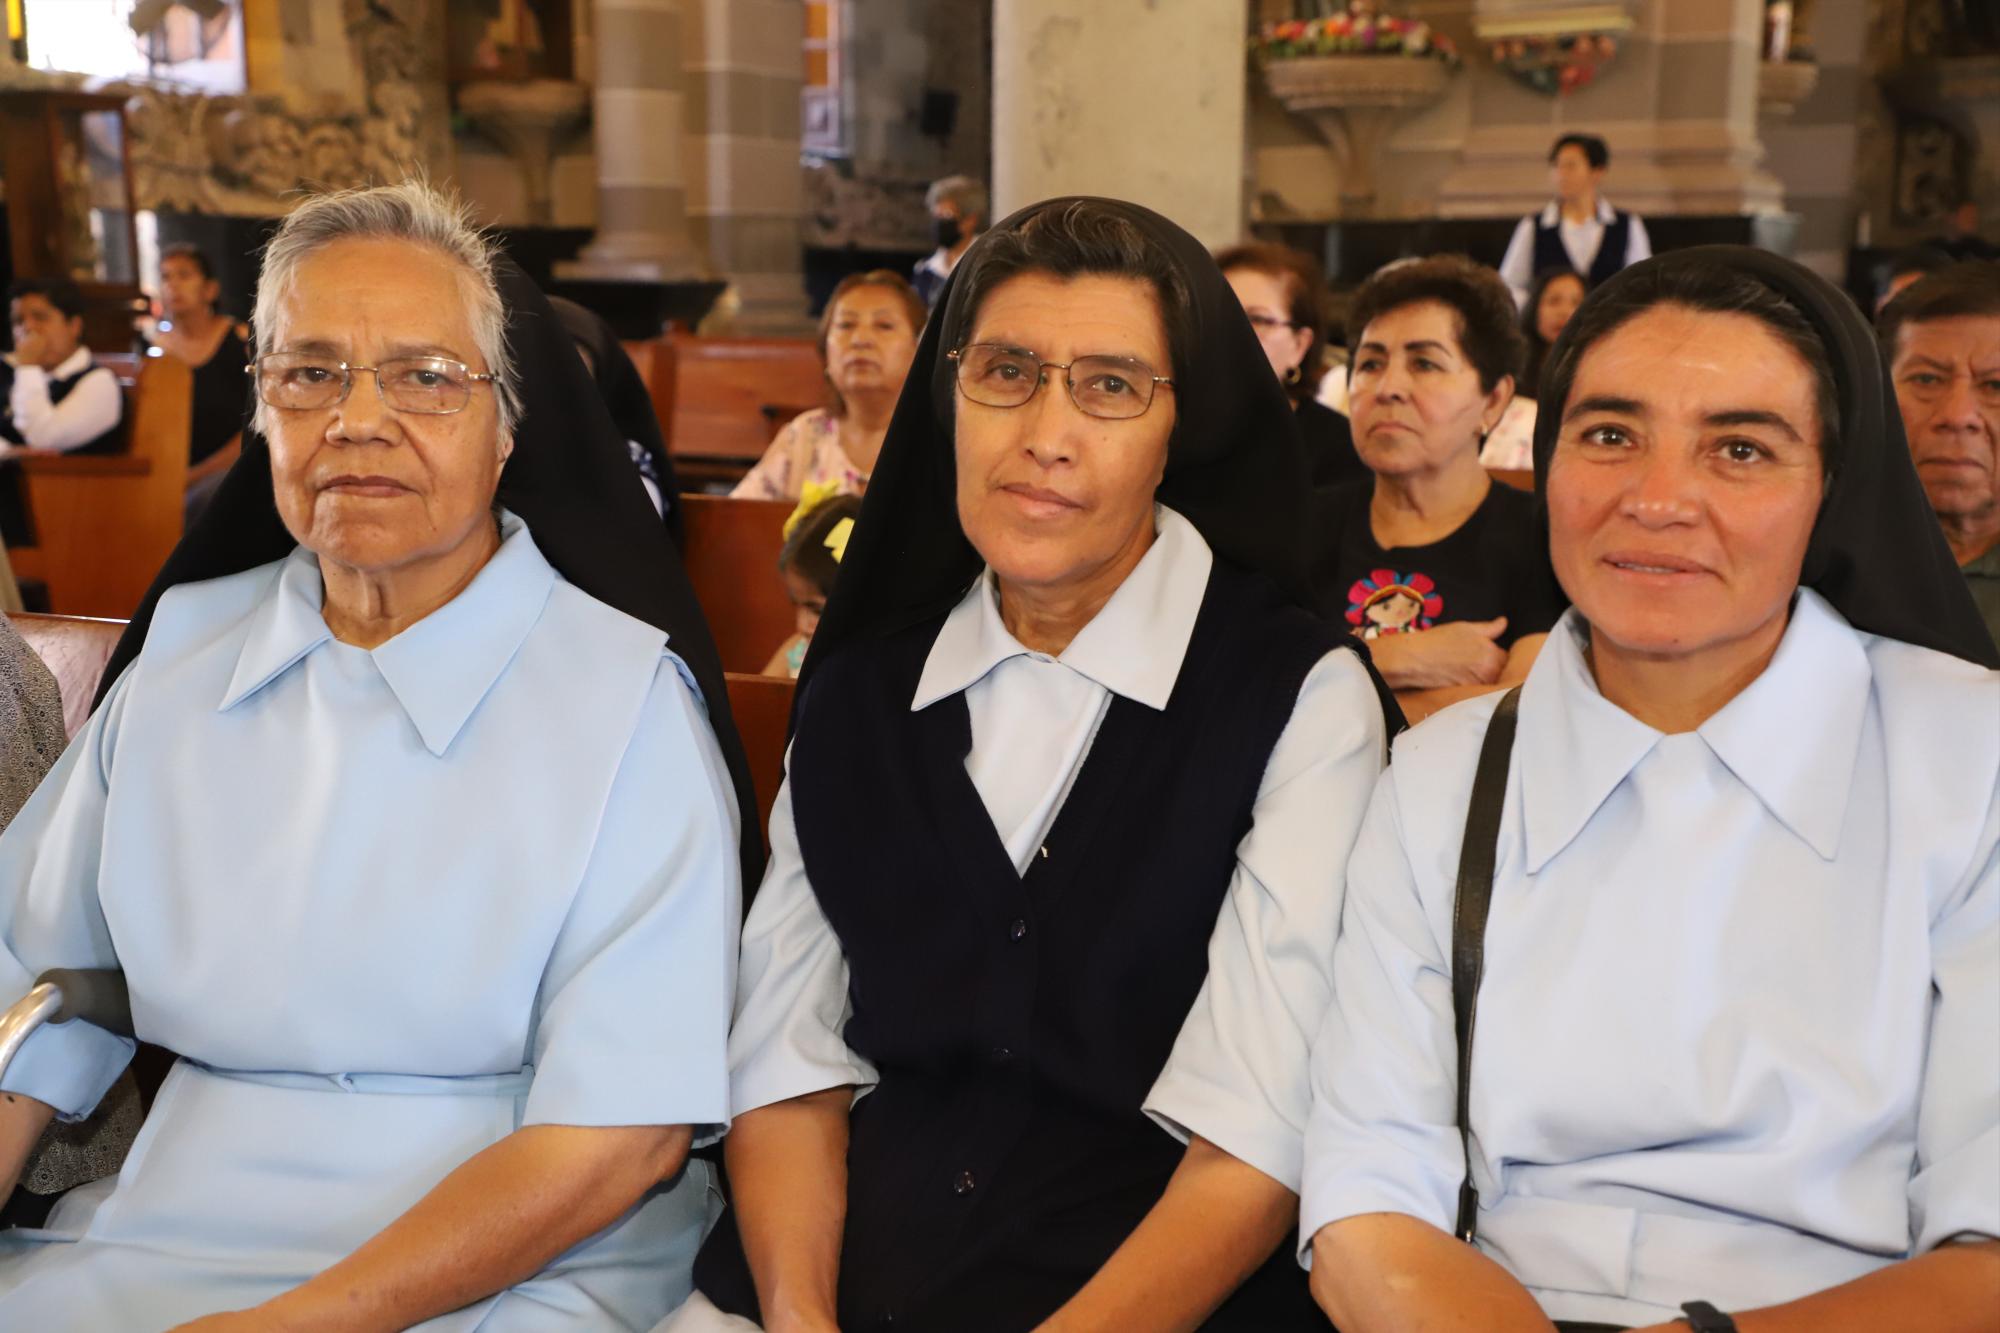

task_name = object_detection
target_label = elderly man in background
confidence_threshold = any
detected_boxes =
[1880,260,2000,651]
[912,173,987,308]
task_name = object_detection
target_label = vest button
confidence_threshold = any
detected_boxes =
[954,1169,977,1195]
[1009,918,1029,941]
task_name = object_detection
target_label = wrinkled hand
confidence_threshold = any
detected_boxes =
[1374,617,1509,689]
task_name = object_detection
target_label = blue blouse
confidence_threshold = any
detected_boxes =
[0,515,741,1330]
[1302,590,1999,1327]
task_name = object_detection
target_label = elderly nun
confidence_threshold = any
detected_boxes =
[667,197,1398,1333]
[1303,249,2000,1332]
[0,181,754,1331]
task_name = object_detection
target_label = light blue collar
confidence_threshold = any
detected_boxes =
[220,511,557,757]
[911,504,1213,713]
[1519,588,1870,870]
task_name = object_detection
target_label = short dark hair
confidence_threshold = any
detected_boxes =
[1214,240,1329,404]
[1877,259,2000,357]
[948,200,1195,398]
[1549,133,1610,170]
[818,270,929,418]
[779,492,864,595]
[160,242,217,282]
[1545,259,1841,463]
[7,276,85,322]
[1344,254,1525,393]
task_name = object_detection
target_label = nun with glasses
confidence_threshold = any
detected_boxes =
[0,181,757,1331]
[667,198,1399,1333]
[1303,249,1999,1332]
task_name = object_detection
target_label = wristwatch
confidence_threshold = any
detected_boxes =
[1680,1300,1738,1333]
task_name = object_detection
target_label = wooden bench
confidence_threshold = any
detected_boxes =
[6,351,192,619]
[681,495,798,675]
[724,671,793,846]
[1490,468,1534,493]
[623,334,825,490]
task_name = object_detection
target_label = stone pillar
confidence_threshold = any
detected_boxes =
[566,0,705,280]
[991,0,1248,249]
[1435,0,1784,218]
[683,0,810,332]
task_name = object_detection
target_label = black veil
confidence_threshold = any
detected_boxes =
[97,259,766,882]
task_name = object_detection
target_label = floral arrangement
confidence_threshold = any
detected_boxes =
[1491,32,1621,96]
[1253,13,1461,66]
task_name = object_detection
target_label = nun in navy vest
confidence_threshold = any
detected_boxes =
[670,198,1400,1333]
[1497,134,1652,311]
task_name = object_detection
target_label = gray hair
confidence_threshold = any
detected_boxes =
[925,174,988,224]
[251,179,523,437]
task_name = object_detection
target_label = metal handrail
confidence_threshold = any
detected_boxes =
[0,969,132,1086]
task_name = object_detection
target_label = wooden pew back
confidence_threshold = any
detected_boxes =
[8,611,124,738]
[8,352,192,618]
[681,495,798,674]
[724,671,793,849]
[622,334,825,488]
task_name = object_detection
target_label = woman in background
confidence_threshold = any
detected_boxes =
[733,272,926,501]
[1218,242,1365,489]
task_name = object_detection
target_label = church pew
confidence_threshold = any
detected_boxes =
[621,333,825,490]
[6,352,192,619]
[1490,468,1534,493]
[681,495,798,675]
[8,610,123,739]
[724,671,793,848]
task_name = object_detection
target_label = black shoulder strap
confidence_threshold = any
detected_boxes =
[1451,685,1522,1243]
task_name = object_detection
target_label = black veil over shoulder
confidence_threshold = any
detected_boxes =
[1531,245,1999,669]
[97,258,766,883]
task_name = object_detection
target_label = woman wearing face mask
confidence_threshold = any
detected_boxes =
[733,272,926,502]
[1303,249,1999,1333]
[913,176,988,309]
[1218,243,1365,489]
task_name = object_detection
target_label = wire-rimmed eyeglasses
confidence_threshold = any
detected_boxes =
[947,343,1174,420]
[249,353,496,415]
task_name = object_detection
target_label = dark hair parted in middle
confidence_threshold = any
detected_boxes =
[1214,240,1331,405]
[1876,259,2000,355]
[1544,258,1842,464]
[161,242,218,282]
[946,199,1197,395]
[818,269,930,418]
[1549,132,1610,169]
[1344,254,1525,393]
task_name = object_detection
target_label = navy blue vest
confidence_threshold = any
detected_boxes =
[1533,206,1632,287]
[0,358,124,455]
[695,559,1348,1332]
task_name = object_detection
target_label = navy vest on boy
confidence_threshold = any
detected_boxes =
[1533,207,1632,287]
[0,356,124,546]
[694,558,1343,1332]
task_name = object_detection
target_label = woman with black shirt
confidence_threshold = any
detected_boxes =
[1218,242,1366,488]
[1312,255,1565,722]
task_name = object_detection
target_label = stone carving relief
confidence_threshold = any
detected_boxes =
[122,0,446,216]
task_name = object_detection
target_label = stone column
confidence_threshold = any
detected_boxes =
[991,0,1248,250]
[683,0,809,332]
[1434,0,1784,218]
[566,0,705,280]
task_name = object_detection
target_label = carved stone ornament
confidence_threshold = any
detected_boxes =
[120,0,441,216]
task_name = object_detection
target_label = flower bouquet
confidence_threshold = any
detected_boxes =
[1252,12,1461,67]
[1490,32,1621,96]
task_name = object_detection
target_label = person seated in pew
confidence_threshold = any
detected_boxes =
[549,294,684,544]
[668,196,1399,1333]
[1877,260,2000,652]
[1217,241,1366,489]
[144,244,251,527]
[0,179,758,1332]
[1309,256,1564,724]
[0,278,126,550]
[1476,266,1582,473]
[1303,247,2000,1333]
[762,489,860,679]
[732,271,925,502]
[0,616,144,1236]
